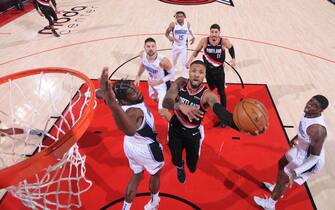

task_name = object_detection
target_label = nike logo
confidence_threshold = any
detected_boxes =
[192,132,199,136]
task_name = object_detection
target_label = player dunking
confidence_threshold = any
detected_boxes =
[97,67,164,210]
[33,0,60,37]
[254,95,329,210]
[135,37,175,121]
[187,24,236,110]
[163,60,239,183]
[165,11,195,78]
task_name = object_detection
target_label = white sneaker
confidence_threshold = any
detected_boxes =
[253,196,276,210]
[144,197,160,210]
[262,182,283,198]
[263,182,275,192]
[29,128,45,137]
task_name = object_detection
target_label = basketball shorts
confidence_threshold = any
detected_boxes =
[123,137,164,175]
[172,44,188,76]
[284,146,325,185]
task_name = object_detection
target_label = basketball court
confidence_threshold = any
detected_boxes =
[0,0,334,209]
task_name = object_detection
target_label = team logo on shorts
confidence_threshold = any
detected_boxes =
[158,0,234,6]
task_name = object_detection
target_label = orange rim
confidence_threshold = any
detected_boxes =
[0,67,96,188]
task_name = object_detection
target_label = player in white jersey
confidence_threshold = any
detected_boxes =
[97,67,164,210]
[135,37,175,121]
[254,95,329,210]
[165,11,195,78]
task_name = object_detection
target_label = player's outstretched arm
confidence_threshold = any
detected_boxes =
[98,67,140,136]
[186,37,205,68]
[202,91,239,130]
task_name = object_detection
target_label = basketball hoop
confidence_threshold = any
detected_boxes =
[0,68,96,209]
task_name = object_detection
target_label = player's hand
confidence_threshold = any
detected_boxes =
[99,67,116,102]
[287,177,294,188]
[245,130,260,136]
[134,76,140,86]
[229,59,236,68]
[39,12,44,17]
[168,36,174,43]
[287,170,297,188]
[177,104,204,121]
[245,125,268,136]
[190,37,195,45]
[148,79,163,86]
[289,138,298,148]
[185,61,191,69]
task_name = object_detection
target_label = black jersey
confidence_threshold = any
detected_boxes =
[173,80,208,129]
[203,37,225,67]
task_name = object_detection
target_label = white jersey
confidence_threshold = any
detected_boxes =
[297,115,326,152]
[142,52,166,80]
[284,114,326,185]
[121,102,157,144]
[172,20,189,47]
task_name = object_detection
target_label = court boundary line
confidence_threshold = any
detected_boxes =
[1,33,334,67]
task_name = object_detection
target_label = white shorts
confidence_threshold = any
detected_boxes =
[123,138,164,175]
[172,44,188,76]
[284,147,325,185]
[148,82,167,110]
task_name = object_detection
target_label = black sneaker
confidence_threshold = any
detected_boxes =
[177,161,185,184]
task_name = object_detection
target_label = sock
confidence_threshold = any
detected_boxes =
[269,197,277,205]
[151,192,160,204]
[122,201,132,210]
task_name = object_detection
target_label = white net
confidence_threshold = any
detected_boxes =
[0,69,95,209]
[7,144,92,210]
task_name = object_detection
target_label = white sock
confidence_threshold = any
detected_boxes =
[151,192,159,204]
[269,197,277,205]
[122,201,132,210]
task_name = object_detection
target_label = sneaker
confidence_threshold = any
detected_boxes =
[253,196,276,210]
[177,161,186,184]
[144,197,160,210]
[29,128,45,137]
[262,182,283,198]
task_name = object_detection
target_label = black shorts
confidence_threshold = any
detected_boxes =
[168,115,202,172]
[203,60,227,107]
[204,64,225,90]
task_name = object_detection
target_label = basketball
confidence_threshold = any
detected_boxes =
[233,98,269,135]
